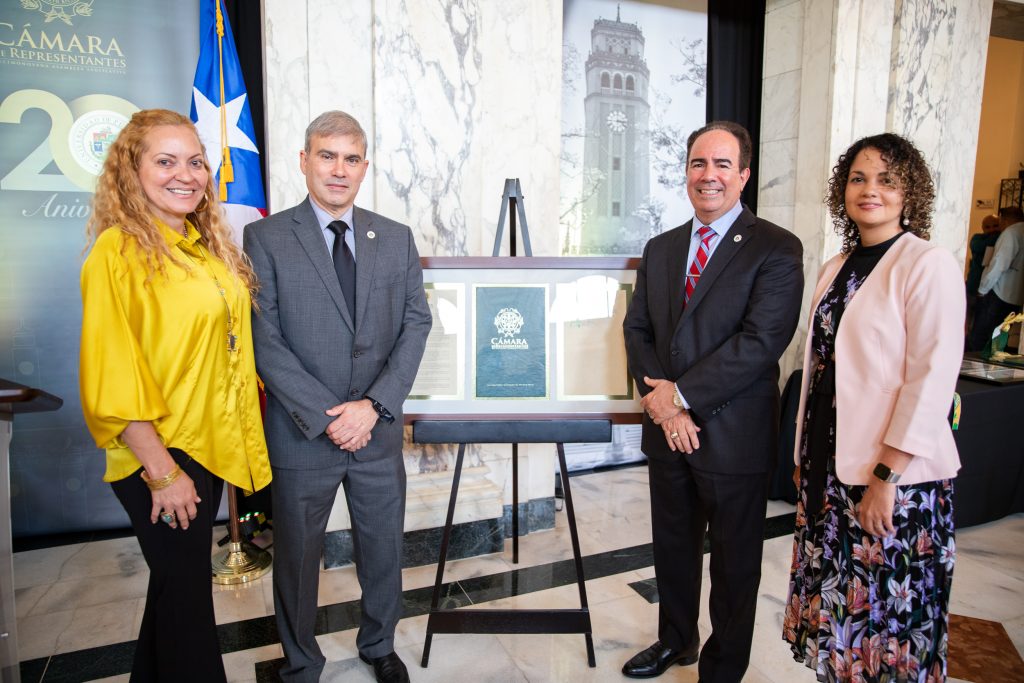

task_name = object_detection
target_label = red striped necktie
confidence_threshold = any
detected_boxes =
[685,225,717,304]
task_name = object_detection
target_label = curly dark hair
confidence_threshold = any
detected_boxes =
[825,133,934,255]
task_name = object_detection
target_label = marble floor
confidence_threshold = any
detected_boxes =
[13,466,1024,682]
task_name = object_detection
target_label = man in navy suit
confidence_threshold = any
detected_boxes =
[622,121,804,682]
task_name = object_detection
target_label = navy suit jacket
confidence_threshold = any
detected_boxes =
[623,205,804,474]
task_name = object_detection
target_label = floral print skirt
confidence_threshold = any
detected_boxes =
[783,377,956,682]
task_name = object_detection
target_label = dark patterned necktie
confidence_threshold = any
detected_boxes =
[327,220,356,320]
[685,225,717,304]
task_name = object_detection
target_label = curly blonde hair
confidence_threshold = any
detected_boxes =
[86,109,258,294]
[825,133,934,256]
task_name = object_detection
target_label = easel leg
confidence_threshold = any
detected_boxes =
[422,442,467,668]
[557,442,596,667]
[512,442,519,564]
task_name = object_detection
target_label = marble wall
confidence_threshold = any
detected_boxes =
[263,0,561,256]
[261,0,564,560]
[760,0,993,379]
[261,0,996,564]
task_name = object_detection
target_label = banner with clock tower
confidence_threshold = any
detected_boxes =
[581,9,651,254]
[560,1,707,256]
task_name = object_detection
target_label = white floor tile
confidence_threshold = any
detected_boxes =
[10,471,1023,683]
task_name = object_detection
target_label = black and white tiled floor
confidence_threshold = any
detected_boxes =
[13,466,1024,682]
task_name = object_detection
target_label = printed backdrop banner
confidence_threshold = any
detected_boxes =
[0,1,199,536]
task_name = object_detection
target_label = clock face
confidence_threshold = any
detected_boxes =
[606,110,627,133]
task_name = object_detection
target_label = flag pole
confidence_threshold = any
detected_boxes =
[212,484,271,585]
[205,0,270,586]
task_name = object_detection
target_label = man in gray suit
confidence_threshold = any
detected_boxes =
[245,111,431,683]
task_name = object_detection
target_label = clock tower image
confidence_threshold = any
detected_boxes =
[580,7,651,254]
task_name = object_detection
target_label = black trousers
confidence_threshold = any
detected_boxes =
[111,448,226,683]
[967,291,1020,351]
[648,455,769,683]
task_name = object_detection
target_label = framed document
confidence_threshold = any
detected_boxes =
[405,257,641,419]
[474,285,548,398]
[409,283,466,400]
[555,276,632,400]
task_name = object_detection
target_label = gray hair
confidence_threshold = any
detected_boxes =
[304,111,367,155]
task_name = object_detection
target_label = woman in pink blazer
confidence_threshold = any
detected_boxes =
[783,133,964,682]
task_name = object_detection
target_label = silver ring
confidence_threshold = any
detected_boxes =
[160,511,175,524]
[670,432,679,439]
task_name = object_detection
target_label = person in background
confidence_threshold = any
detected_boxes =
[784,133,963,682]
[965,213,1000,327]
[80,109,272,681]
[969,205,1024,351]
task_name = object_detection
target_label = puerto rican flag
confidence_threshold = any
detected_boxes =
[190,0,267,246]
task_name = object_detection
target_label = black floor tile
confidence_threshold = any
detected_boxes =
[22,512,796,680]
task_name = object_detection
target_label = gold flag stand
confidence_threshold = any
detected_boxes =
[211,483,272,585]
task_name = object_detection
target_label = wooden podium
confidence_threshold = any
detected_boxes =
[0,379,62,683]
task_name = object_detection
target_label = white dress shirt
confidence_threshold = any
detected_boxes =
[309,199,357,261]
[979,221,1024,306]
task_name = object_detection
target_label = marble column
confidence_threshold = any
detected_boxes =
[262,0,564,569]
[759,0,992,380]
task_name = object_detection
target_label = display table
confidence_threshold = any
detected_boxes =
[952,377,1024,527]
[769,372,1024,528]
[0,379,62,683]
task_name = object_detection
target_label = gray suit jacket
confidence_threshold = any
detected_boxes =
[244,198,431,470]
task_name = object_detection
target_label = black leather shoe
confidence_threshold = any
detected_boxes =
[621,641,698,678]
[359,651,410,683]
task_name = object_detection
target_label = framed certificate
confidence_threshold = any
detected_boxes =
[409,283,466,400]
[474,284,548,399]
[404,257,641,419]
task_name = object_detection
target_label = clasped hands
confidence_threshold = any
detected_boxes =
[325,399,378,451]
[641,376,701,454]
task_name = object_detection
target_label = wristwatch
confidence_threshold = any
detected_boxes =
[672,389,683,409]
[367,397,395,424]
[872,462,901,484]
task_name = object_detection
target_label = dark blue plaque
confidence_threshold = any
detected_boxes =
[475,285,548,398]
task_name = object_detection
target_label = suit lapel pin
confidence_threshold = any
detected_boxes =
[367,230,376,239]
[733,235,742,242]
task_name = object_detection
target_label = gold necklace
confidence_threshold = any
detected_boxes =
[179,242,239,354]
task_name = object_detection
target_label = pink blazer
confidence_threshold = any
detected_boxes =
[793,233,964,485]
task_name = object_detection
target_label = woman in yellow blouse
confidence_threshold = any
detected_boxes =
[79,109,271,681]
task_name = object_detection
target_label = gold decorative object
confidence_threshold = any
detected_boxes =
[211,483,271,585]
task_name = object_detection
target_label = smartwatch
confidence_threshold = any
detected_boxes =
[872,462,901,484]
[367,397,395,424]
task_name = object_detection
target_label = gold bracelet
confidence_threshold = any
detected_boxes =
[141,464,182,491]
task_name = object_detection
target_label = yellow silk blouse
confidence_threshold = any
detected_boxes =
[79,219,271,493]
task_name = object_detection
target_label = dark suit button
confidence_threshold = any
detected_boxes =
[350,389,360,397]
[353,351,362,358]
[670,349,678,356]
